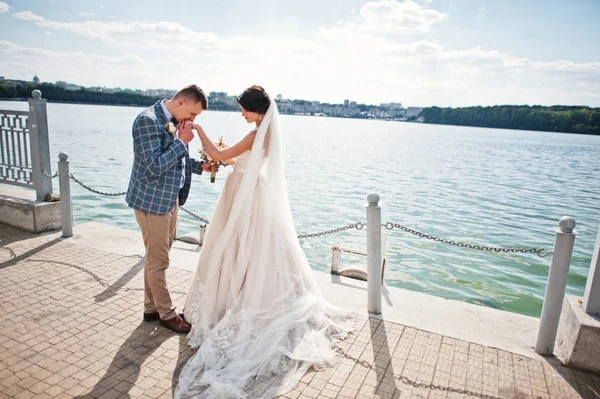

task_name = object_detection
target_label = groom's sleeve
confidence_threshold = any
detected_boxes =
[133,116,187,178]
[189,158,204,175]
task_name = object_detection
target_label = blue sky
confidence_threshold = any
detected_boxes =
[1,0,599,107]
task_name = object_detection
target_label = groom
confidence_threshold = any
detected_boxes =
[126,84,212,333]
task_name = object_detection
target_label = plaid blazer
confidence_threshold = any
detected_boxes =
[126,100,203,215]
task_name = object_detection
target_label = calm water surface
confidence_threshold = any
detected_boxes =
[2,100,599,317]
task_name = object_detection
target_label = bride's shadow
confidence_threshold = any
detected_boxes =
[74,322,194,398]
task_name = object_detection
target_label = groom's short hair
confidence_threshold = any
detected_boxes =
[174,85,208,110]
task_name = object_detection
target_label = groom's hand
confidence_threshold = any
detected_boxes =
[201,162,218,173]
[178,121,194,144]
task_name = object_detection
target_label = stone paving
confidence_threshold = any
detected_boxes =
[1,223,599,399]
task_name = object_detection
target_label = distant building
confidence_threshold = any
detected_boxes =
[381,102,403,109]
[0,76,5,81]
[145,89,176,97]
[64,83,81,91]
[276,99,292,113]
[33,74,40,85]
[276,94,282,100]
[3,80,19,88]
[344,99,349,107]
[406,107,423,117]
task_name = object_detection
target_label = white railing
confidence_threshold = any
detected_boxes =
[0,90,53,200]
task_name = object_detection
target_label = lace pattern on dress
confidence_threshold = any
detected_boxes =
[233,150,251,173]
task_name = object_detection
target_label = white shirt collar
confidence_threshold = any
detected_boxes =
[160,100,173,123]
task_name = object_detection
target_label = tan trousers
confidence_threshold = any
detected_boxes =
[134,202,178,321]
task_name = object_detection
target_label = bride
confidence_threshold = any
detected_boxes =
[176,85,353,398]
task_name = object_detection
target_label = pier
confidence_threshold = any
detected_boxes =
[1,221,599,398]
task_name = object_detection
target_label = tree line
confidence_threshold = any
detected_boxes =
[419,105,600,135]
[0,82,237,111]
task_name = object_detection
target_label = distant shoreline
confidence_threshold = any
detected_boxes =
[2,98,599,136]
[0,97,401,119]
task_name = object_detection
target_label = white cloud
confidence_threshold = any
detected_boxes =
[14,11,44,22]
[14,11,222,50]
[0,2,10,13]
[80,11,94,17]
[0,40,171,87]
[359,0,446,34]
[477,5,485,20]
[7,9,600,107]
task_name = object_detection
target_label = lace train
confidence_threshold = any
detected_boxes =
[177,281,352,398]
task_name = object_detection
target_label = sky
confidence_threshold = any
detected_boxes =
[0,0,599,108]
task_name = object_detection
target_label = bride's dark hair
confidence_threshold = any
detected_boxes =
[236,85,270,114]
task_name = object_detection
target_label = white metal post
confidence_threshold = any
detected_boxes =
[58,152,73,237]
[28,90,52,201]
[331,246,341,275]
[583,223,600,315]
[367,193,382,314]
[535,216,577,355]
[199,225,206,246]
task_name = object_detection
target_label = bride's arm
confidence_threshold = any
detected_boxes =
[193,123,255,162]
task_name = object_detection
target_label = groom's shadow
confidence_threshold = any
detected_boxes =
[74,321,194,398]
[94,258,145,302]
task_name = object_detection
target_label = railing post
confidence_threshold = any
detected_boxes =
[58,152,73,237]
[28,90,52,201]
[367,193,382,314]
[199,225,206,246]
[331,245,341,275]
[583,223,600,315]
[535,216,577,355]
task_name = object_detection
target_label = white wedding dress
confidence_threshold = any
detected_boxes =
[176,98,353,399]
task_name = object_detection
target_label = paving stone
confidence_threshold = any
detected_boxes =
[2,224,600,399]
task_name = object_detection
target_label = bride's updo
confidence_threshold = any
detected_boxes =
[236,85,270,114]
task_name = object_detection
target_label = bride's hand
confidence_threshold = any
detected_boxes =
[192,123,206,136]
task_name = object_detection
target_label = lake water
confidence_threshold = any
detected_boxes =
[2,100,599,318]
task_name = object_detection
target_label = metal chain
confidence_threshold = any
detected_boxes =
[36,169,550,255]
[68,173,127,197]
[297,222,365,239]
[43,168,126,196]
[180,206,211,225]
[41,165,363,239]
[383,222,546,257]
[41,168,59,178]
[173,209,365,240]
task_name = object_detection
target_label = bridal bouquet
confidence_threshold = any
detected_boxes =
[199,136,229,183]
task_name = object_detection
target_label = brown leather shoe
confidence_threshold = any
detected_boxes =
[143,312,160,321]
[144,312,185,322]
[159,315,191,333]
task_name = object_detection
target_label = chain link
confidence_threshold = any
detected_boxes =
[179,206,211,224]
[41,168,59,178]
[297,222,365,239]
[68,173,127,197]
[383,222,546,257]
